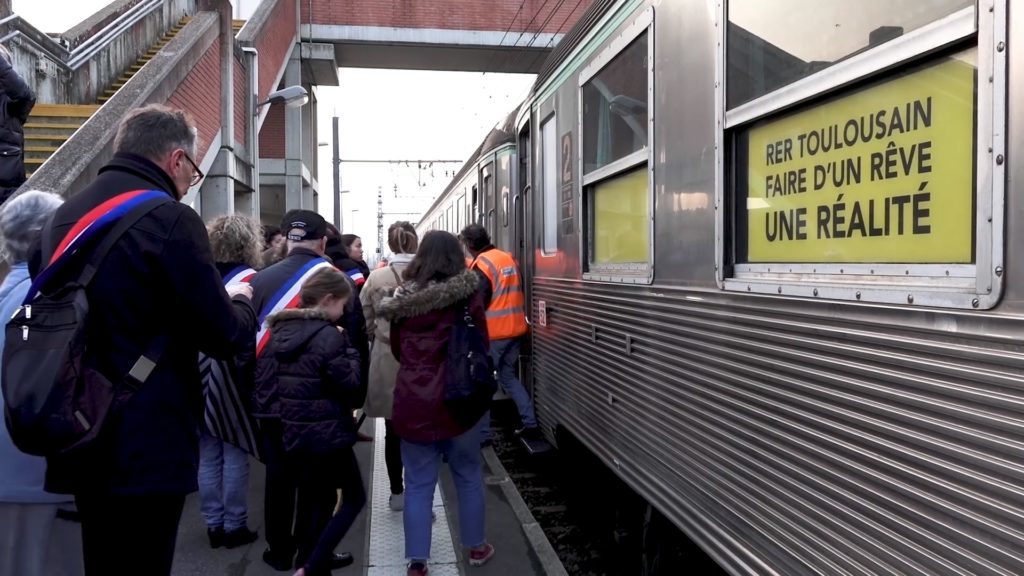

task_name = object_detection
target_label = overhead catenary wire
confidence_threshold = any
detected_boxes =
[513,0,569,71]
[494,0,554,74]
[524,0,586,73]
[483,0,529,75]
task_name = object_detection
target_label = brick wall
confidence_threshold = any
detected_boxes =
[234,55,247,145]
[254,0,297,103]
[260,103,285,158]
[304,0,592,34]
[167,38,222,161]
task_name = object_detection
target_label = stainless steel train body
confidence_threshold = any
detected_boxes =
[423,0,1024,573]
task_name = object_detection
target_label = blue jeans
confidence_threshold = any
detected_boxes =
[481,338,536,440]
[198,433,250,531]
[401,422,486,561]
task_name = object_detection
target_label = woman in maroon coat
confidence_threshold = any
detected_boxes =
[379,231,496,576]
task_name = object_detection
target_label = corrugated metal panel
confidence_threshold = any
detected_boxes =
[531,278,1024,575]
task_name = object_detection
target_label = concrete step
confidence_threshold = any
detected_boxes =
[24,123,80,136]
[98,15,191,105]
[30,104,99,118]
[25,134,70,148]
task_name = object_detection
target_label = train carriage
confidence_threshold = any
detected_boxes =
[427,0,1024,573]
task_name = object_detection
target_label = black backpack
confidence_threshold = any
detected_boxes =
[443,301,497,429]
[2,192,170,457]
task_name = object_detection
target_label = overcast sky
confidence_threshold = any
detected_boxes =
[14,0,535,259]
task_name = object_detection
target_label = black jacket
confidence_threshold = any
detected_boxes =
[331,253,370,296]
[255,308,362,453]
[0,56,35,202]
[34,153,257,495]
[250,248,369,413]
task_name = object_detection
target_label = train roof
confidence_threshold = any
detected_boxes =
[533,0,619,92]
[419,106,520,225]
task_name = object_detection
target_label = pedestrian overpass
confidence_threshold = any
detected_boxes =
[6,0,591,227]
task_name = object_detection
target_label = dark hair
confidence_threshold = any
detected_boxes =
[387,221,418,254]
[404,231,466,285]
[299,267,352,308]
[114,104,197,161]
[459,223,491,252]
[262,225,281,246]
[340,234,361,260]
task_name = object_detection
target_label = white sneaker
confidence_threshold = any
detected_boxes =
[389,493,404,511]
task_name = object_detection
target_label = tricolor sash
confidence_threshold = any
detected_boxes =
[224,265,257,286]
[344,268,365,287]
[255,258,333,356]
[25,189,169,303]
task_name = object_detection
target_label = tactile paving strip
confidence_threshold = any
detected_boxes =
[366,417,459,574]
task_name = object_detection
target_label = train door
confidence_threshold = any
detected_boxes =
[481,160,496,238]
[515,120,535,431]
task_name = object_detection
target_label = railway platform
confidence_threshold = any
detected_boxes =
[169,417,562,576]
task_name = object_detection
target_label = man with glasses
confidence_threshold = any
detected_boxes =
[30,104,257,576]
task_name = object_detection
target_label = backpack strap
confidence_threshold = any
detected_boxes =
[84,193,174,388]
[389,264,403,287]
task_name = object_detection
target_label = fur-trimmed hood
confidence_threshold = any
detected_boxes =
[267,307,333,329]
[378,269,480,321]
[266,307,336,358]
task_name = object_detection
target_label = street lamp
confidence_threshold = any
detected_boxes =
[256,85,309,112]
[248,85,310,221]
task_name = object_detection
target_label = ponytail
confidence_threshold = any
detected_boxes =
[387,221,419,254]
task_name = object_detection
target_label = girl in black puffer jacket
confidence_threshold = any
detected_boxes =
[256,267,366,576]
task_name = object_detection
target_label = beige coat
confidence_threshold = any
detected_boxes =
[360,255,414,418]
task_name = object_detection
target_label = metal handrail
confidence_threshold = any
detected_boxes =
[66,0,163,69]
[0,17,71,67]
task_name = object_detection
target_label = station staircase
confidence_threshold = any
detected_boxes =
[23,17,247,178]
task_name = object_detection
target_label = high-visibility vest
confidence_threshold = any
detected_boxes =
[472,248,528,340]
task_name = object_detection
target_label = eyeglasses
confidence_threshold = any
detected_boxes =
[183,152,204,187]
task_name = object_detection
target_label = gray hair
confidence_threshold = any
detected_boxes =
[207,214,263,269]
[113,104,197,162]
[0,190,64,264]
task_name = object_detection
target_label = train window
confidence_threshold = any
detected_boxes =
[720,0,1007,309]
[540,115,558,254]
[581,31,648,175]
[592,167,648,265]
[579,11,653,282]
[457,194,465,233]
[727,0,974,109]
[502,188,509,228]
[471,185,478,224]
[446,205,453,232]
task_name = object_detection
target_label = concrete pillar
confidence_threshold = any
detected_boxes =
[200,148,235,218]
[198,0,236,220]
[284,50,304,210]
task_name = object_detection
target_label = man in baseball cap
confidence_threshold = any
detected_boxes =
[247,208,363,571]
[282,210,328,242]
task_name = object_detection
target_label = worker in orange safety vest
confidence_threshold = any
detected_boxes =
[459,224,539,445]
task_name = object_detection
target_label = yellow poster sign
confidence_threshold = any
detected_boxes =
[746,56,976,263]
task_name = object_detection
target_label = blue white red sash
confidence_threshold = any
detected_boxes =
[224,265,257,287]
[255,258,333,356]
[345,268,365,287]
[24,189,167,303]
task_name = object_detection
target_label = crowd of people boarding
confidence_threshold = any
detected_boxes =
[0,102,536,576]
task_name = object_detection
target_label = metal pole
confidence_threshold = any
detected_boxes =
[332,116,341,230]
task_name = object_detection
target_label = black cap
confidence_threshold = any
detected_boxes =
[282,210,327,241]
